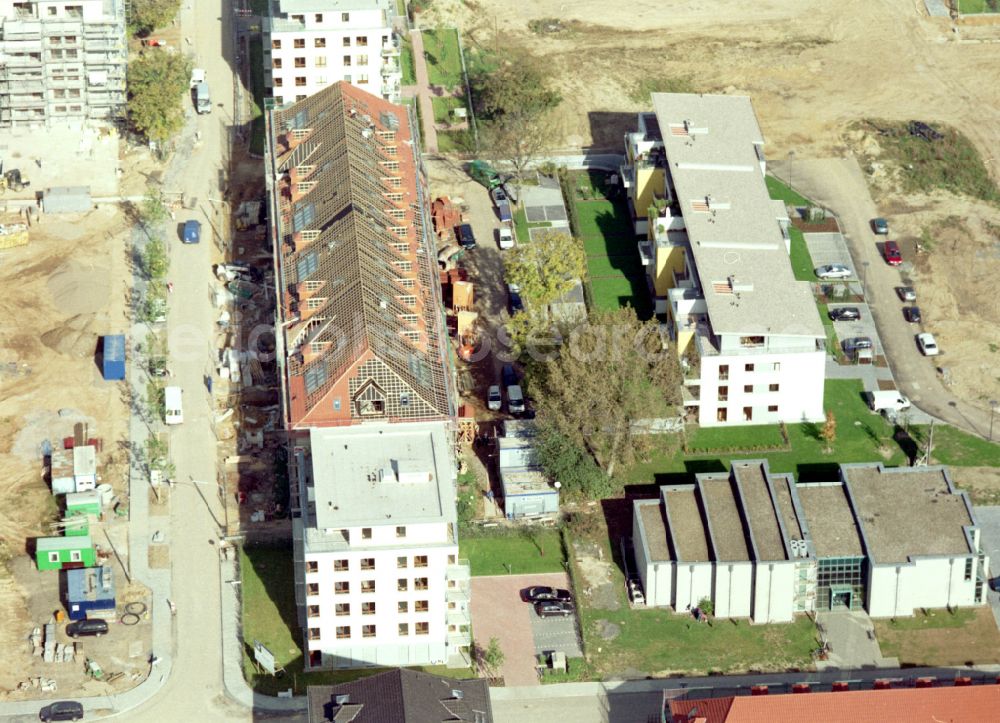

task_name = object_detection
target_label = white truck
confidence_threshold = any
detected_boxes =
[868,390,910,414]
[191,68,211,114]
[164,386,184,425]
[498,224,515,250]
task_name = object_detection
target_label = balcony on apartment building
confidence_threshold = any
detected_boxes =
[695,325,825,358]
[381,56,400,77]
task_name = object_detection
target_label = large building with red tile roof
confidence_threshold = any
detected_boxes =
[666,683,1000,722]
[265,81,454,431]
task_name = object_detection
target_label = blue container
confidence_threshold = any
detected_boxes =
[102,334,126,380]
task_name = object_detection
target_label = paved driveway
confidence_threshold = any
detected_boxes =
[829,302,880,356]
[471,572,577,686]
[804,231,857,280]
[781,158,996,438]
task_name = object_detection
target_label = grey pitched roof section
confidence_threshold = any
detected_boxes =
[307,668,493,723]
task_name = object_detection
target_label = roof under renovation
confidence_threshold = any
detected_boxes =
[268,81,452,428]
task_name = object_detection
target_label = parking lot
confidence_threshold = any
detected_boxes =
[828,302,881,355]
[805,231,857,280]
[470,572,580,686]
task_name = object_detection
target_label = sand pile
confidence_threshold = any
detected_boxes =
[40,313,99,357]
[46,259,110,316]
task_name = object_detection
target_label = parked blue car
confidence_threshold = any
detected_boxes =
[182,219,202,244]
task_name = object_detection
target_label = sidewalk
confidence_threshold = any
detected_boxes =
[409,29,438,154]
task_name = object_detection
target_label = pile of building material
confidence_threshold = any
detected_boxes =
[17,677,57,693]
[0,222,29,249]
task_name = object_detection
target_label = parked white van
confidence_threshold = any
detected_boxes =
[507,384,525,414]
[165,386,183,425]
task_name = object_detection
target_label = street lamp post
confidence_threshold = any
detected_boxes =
[990,400,998,442]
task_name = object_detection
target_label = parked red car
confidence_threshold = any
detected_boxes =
[884,240,902,266]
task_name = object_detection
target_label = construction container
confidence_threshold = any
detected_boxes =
[50,448,76,495]
[35,535,96,571]
[66,490,101,518]
[65,566,115,620]
[101,334,126,380]
[73,445,97,492]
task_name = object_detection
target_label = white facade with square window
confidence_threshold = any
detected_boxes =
[293,421,470,669]
[264,0,401,106]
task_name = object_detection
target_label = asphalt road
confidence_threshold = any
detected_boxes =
[122,1,249,721]
[777,157,997,440]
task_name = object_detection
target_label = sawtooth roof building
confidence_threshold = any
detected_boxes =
[633,461,987,621]
[266,80,454,431]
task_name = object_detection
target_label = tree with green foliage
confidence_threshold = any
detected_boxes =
[141,237,169,280]
[474,52,562,189]
[504,230,586,310]
[532,306,682,481]
[140,186,169,227]
[127,52,191,143]
[129,0,182,36]
[533,418,615,500]
[479,637,505,677]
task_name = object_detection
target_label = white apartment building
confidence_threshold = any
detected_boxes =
[0,0,126,127]
[634,461,988,621]
[264,0,400,107]
[292,421,471,669]
[622,94,826,427]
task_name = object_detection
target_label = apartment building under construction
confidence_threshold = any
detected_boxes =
[0,0,126,127]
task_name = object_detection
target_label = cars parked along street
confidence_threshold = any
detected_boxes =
[487,385,502,411]
[897,286,917,302]
[39,700,84,721]
[903,306,922,323]
[182,219,201,244]
[871,217,889,235]
[456,223,476,250]
[884,240,902,266]
[917,332,940,356]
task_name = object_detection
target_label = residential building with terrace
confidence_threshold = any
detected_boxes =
[265,80,454,433]
[633,461,987,621]
[264,0,401,106]
[620,94,825,427]
[294,422,470,669]
[264,82,468,671]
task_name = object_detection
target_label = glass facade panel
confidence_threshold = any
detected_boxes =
[816,556,865,611]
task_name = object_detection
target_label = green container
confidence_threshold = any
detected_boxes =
[469,160,501,189]
[35,535,97,571]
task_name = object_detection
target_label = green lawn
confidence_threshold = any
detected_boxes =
[765,175,812,208]
[625,379,907,484]
[421,28,464,88]
[575,200,634,244]
[585,253,644,279]
[957,0,996,13]
[240,546,476,694]
[436,130,472,153]
[788,226,816,281]
[589,277,652,318]
[400,37,417,86]
[910,424,1000,466]
[513,206,553,244]
[574,555,818,676]
[431,94,466,124]
[686,424,785,452]
[248,36,265,156]
[459,530,566,576]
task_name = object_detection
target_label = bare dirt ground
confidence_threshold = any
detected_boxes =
[421,0,1000,418]
[951,466,1000,505]
[0,202,133,691]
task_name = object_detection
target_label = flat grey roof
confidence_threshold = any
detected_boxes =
[699,475,751,562]
[309,422,455,529]
[500,467,553,496]
[732,461,786,561]
[650,93,823,338]
[664,488,711,563]
[638,500,671,562]
[796,483,863,558]
[844,465,974,564]
[277,0,388,12]
[772,473,803,541]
